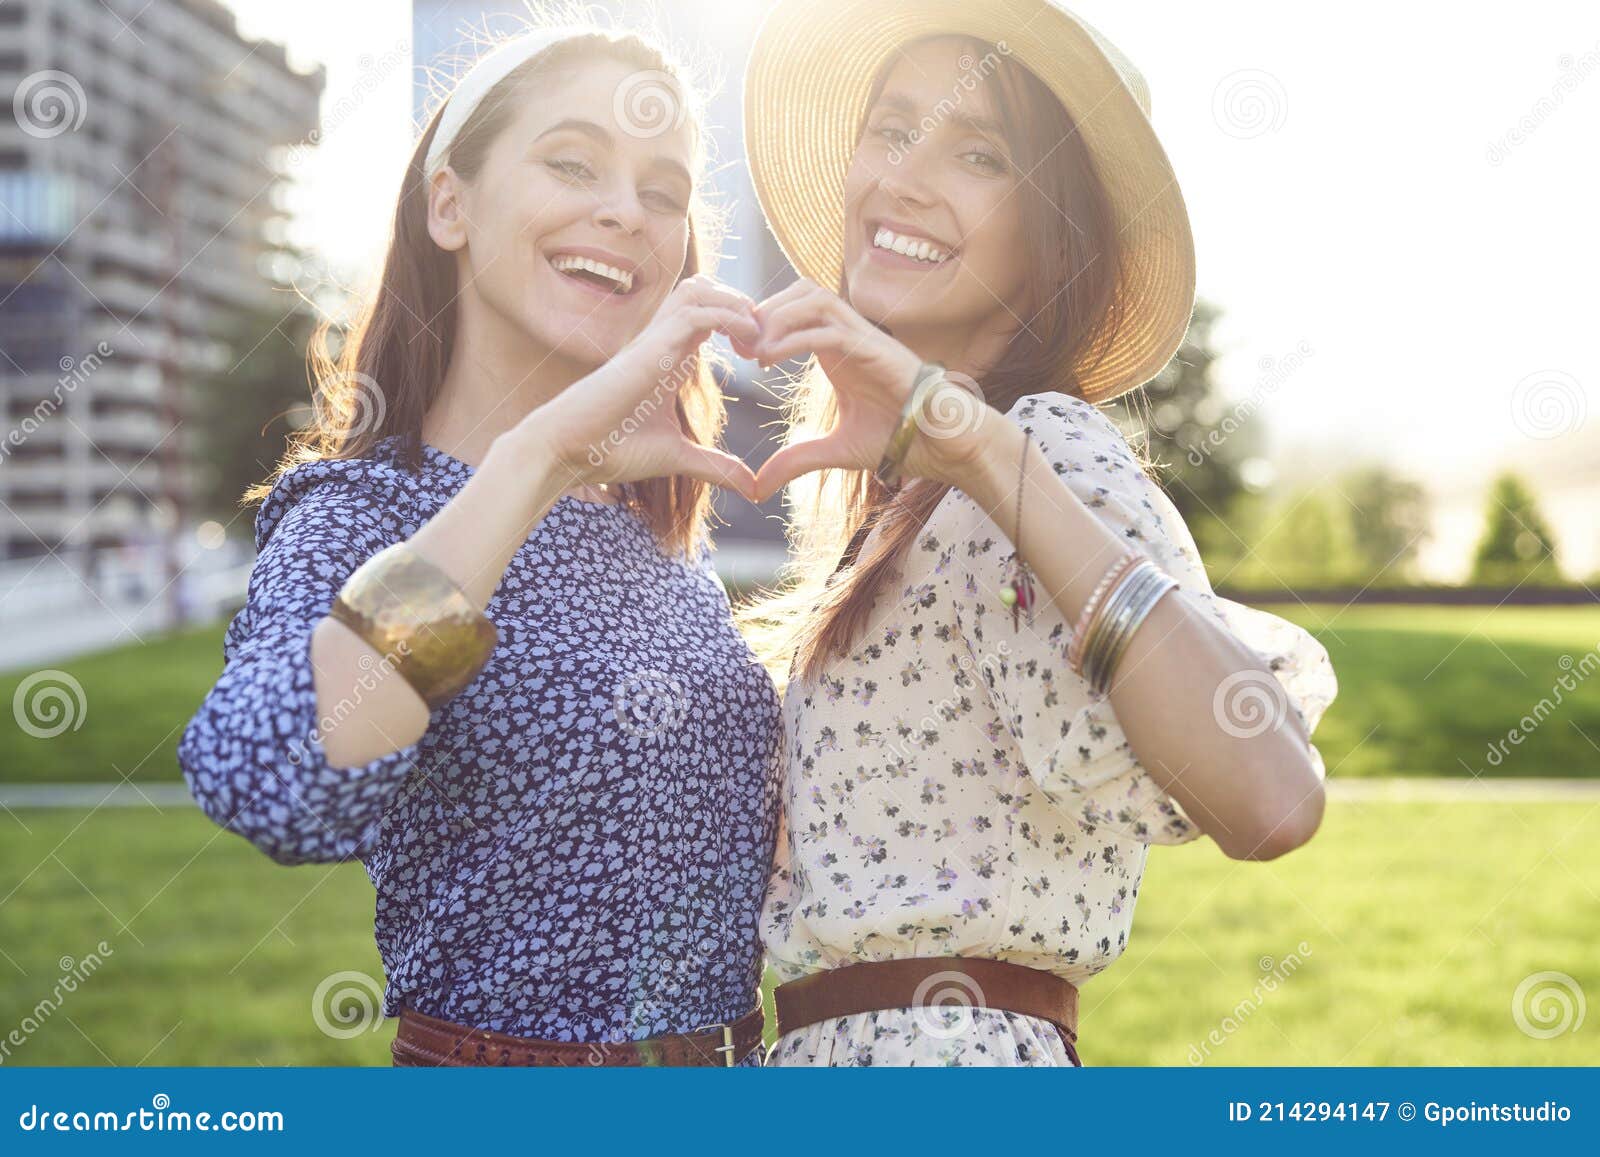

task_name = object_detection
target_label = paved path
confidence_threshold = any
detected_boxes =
[3,778,1599,811]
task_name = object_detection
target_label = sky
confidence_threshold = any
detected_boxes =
[224,0,1600,580]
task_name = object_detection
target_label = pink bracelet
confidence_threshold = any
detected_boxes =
[1066,549,1142,676]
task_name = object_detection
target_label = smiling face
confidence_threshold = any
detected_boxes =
[842,37,1031,368]
[428,55,698,367]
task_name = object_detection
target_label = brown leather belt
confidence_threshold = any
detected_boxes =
[391,1002,766,1067]
[774,957,1081,1061]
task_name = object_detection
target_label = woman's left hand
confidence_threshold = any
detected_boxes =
[742,280,1000,501]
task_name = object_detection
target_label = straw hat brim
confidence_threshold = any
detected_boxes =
[743,0,1196,404]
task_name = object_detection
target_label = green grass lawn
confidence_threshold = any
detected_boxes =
[1,800,1594,1066]
[3,603,1600,784]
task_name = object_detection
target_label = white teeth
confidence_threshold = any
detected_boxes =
[551,254,634,293]
[873,227,949,265]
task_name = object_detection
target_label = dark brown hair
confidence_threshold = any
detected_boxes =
[247,30,726,558]
[742,35,1138,687]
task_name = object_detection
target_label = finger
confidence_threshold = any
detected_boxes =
[756,301,843,365]
[751,277,822,319]
[671,441,760,503]
[753,325,851,369]
[677,305,761,351]
[752,433,851,503]
[679,276,758,318]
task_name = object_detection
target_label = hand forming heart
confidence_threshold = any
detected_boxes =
[526,275,998,506]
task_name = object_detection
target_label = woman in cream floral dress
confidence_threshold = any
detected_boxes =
[738,1,1339,1066]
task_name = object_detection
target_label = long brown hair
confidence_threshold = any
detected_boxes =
[246,27,727,559]
[743,35,1147,688]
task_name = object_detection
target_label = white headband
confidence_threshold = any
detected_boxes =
[423,27,596,178]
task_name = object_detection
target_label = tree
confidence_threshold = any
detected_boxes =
[189,304,319,528]
[1225,485,1364,589]
[1109,297,1254,532]
[1340,465,1432,584]
[1471,472,1564,586]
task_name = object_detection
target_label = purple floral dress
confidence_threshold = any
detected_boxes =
[179,435,783,1050]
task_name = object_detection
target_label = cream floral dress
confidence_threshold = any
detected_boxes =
[761,392,1338,1067]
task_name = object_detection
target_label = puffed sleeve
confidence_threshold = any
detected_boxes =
[177,459,426,866]
[944,391,1338,845]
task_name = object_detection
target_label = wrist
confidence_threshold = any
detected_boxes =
[485,423,571,527]
[950,406,1025,512]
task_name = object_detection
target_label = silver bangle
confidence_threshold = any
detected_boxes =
[1081,560,1178,696]
[1078,559,1151,693]
[1094,568,1178,695]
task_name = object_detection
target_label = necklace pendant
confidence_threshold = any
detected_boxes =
[1002,558,1037,631]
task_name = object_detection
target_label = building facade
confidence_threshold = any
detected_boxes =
[0,0,321,627]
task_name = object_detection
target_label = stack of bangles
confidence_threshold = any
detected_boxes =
[1065,549,1180,698]
[328,542,499,711]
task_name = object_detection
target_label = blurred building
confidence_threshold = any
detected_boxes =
[411,0,793,586]
[0,0,320,661]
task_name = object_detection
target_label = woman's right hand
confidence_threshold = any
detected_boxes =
[516,275,762,501]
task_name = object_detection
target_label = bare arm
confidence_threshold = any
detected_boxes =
[748,280,1328,862]
[954,413,1324,860]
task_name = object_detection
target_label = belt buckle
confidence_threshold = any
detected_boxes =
[691,1020,738,1068]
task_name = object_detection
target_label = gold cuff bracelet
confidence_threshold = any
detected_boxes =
[328,542,499,711]
[874,362,948,488]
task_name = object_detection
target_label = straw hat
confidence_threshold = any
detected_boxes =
[743,0,1196,404]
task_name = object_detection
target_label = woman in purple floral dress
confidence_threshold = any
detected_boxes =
[179,25,781,1064]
